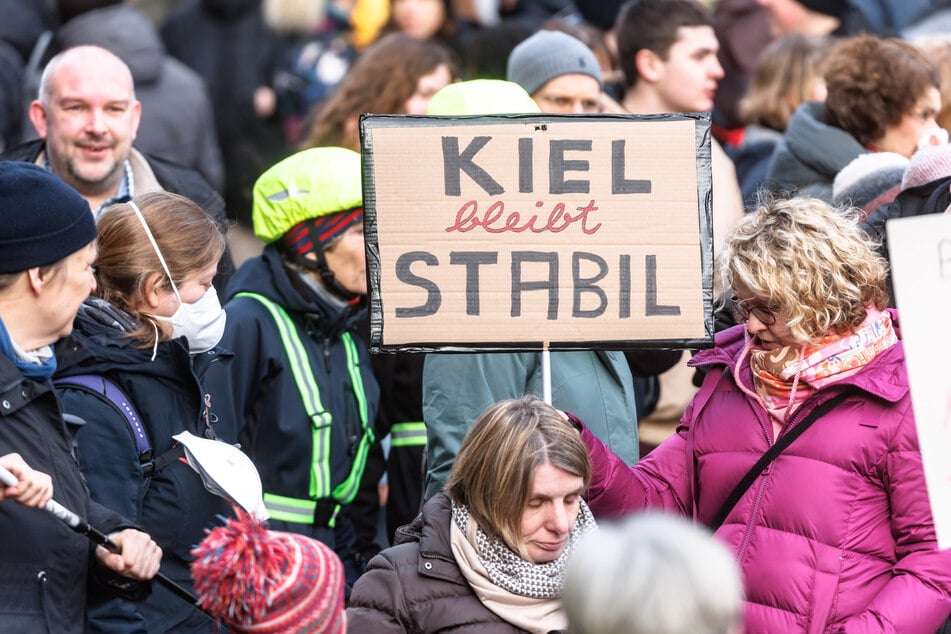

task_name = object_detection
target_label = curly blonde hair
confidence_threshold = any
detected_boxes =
[717,197,888,344]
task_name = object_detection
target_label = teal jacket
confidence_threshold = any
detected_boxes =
[422,350,639,499]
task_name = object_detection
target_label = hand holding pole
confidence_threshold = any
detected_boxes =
[0,463,207,615]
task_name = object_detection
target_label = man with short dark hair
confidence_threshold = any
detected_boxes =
[616,0,724,115]
[614,0,742,254]
[613,0,744,434]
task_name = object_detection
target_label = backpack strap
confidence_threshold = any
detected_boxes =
[54,375,184,481]
[55,375,150,457]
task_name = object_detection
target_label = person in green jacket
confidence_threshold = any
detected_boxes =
[420,80,640,499]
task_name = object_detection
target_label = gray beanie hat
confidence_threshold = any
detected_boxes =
[507,30,602,96]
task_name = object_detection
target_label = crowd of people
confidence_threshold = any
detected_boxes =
[1,0,951,631]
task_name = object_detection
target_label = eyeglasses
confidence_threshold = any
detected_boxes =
[729,296,778,325]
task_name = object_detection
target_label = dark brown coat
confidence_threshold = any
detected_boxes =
[347,493,562,633]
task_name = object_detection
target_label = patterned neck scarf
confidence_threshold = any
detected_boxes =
[737,307,897,423]
[449,498,596,634]
[450,498,596,599]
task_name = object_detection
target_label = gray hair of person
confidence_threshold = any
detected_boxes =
[563,513,743,634]
[37,45,137,105]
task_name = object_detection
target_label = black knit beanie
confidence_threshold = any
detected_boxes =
[0,162,97,273]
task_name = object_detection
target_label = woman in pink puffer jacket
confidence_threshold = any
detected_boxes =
[580,197,951,633]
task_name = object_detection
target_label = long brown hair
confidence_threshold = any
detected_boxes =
[739,34,831,132]
[94,192,225,344]
[301,33,455,151]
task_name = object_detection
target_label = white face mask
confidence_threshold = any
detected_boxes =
[157,284,227,353]
[128,201,226,354]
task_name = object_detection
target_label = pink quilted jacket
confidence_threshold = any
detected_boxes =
[583,317,951,633]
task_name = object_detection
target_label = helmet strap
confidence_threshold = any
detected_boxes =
[288,248,359,303]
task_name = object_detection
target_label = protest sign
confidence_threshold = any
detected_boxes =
[361,113,714,352]
[887,213,951,549]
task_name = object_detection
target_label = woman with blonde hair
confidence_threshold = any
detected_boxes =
[576,196,951,631]
[347,395,595,633]
[55,191,232,632]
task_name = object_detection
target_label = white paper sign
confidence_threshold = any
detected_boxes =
[887,213,951,549]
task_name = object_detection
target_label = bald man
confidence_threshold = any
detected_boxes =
[2,45,232,282]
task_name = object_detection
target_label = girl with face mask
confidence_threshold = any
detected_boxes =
[54,191,233,633]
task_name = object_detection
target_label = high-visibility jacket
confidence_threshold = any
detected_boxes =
[205,247,379,530]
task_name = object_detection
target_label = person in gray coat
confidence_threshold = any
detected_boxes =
[765,35,941,202]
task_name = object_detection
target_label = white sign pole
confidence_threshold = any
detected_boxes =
[542,344,552,405]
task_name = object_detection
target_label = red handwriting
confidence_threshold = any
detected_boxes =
[445,200,602,235]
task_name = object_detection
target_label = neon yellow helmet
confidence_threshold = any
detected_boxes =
[425,79,541,116]
[252,147,363,244]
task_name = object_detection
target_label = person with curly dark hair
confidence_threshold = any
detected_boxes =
[766,34,941,202]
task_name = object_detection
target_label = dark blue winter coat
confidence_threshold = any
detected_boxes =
[203,246,379,551]
[55,299,232,633]
[0,340,137,633]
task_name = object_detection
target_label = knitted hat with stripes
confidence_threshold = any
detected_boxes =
[191,510,345,634]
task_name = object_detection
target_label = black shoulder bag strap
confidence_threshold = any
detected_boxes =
[709,392,850,531]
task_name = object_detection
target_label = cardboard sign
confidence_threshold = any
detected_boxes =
[887,213,951,550]
[361,113,714,352]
